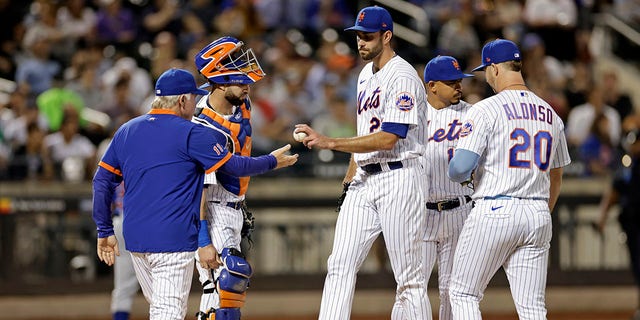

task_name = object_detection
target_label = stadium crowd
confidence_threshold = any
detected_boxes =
[0,0,638,181]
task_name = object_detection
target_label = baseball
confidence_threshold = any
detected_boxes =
[293,130,308,142]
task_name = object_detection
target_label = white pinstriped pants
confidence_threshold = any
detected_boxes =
[449,199,551,320]
[423,203,472,320]
[130,251,195,320]
[318,164,431,320]
[111,215,140,314]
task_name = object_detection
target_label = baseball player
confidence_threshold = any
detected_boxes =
[419,55,474,320]
[111,183,140,320]
[190,36,266,320]
[294,6,431,320]
[447,39,571,319]
[92,68,298,320]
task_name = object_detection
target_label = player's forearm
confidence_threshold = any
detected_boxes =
[548,167,563,212]
[219,154,277,177]
[92,168,120,238]
[330,131,399,154]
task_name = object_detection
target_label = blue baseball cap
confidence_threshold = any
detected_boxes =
[155,68,208,96]
[345,6,393,33]
[471,39,521,72]
[424,56,473,82]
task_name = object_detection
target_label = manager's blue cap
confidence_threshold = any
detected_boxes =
[471,39,521,72]
[345,6,393,33]
[155,68,208,96]
[424,56,473,83]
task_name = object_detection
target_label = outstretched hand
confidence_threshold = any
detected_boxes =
[97,235,120,266]
[270,144,299,169]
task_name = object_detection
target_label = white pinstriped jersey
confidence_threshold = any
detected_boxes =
[456,90,571,199]
[424,101,474,202]
[354,55,427,166]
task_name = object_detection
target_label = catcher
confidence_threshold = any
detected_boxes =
[192,36,265,320]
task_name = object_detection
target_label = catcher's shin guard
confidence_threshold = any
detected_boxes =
[216,248,252,320]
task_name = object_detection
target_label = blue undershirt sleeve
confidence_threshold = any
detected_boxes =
[218,154,277,177]
[448,149,480,183]
[92,167,122,238]
[381,122,409,139]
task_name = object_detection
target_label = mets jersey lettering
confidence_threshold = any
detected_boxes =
[353,55,427,165]
[425,102,473,201]
[502,102,554,124]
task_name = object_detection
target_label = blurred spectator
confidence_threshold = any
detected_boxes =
[41,107,96,182]
[214,0,265,39]
[436,0,480,67]
[95,0,137,54]
[99,73,139,121]
[102,57,152,109]
[36,87,85,132]
[56,0,97,65]
[64,57,104,111]
[22,1,67,64]
[521,32,567,90]
[141,0,206,56]
[149,31,179,80]
[566,85,621,146]
[15,27,61,97]
[564,61,593,109]
[597,114,640,320]
[475,0,524,41]
[186,0,219,34]
[579,113,618,176]
[523,0,578,62]
[0,0,27,81]
[3,89,49,150]
[6,122,45,180]
[601,69,635,120]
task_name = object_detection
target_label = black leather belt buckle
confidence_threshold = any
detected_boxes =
[426,196,472,212]
[213,200,244,210]
[361,161,403,174]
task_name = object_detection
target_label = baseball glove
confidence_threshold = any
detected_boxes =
[241,202,255,246]
[336,182,350,212]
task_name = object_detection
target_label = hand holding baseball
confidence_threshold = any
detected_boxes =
[293,130,308,142]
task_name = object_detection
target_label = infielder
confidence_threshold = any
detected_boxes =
[191,36,266,320]
[419,55,473,320]
[92,68,298,320]
[447,39,571,319]
[111,183,140,320]
[295,6,431,320]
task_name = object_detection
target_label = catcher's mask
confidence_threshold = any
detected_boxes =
[195,36,265,85]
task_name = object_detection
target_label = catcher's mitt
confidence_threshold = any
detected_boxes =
[241,202,255,246]
[336,182,350,212]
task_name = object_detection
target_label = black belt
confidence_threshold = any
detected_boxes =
[212,200,244,210]
[360,161,403,174]
[426,196,472,212]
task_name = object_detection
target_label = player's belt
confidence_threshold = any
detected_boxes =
[360,161,403,174]
[426,196,473,212]
[212,200,244,210]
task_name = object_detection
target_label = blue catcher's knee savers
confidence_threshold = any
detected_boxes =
[215,248,252,320]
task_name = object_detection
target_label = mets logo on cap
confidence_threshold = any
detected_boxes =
[395,92,415,111]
